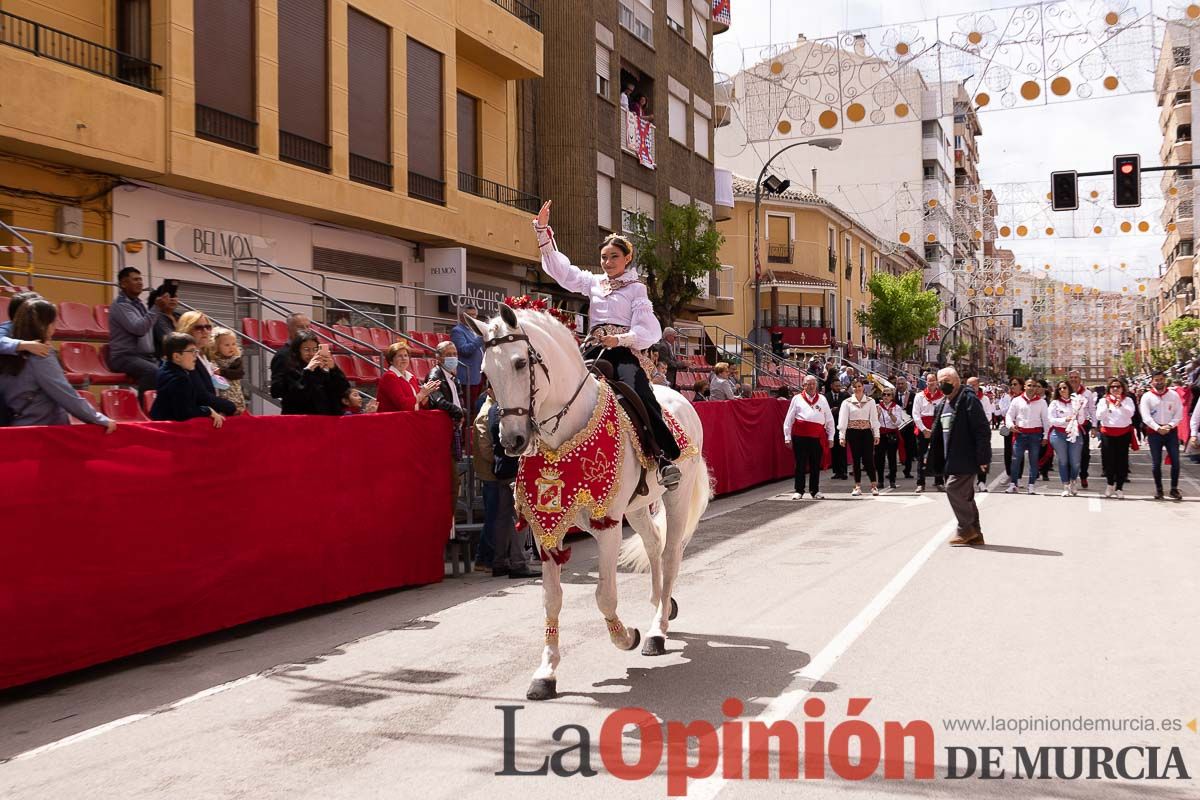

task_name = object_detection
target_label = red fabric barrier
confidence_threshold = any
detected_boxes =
[694,398,794,496]
[0,412,451,690]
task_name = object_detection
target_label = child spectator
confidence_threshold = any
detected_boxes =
[150,333,226,427]
[207,327,246,414]
[342,387,366,415]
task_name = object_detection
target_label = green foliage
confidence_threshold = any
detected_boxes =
[625,203,724,326]
[1162,317,1200,353]
[1005,355,1032,380]
[1148,346,1177,372]
[951,340,972,360]
[855,270,941,360]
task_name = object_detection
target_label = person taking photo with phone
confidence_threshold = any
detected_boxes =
[271,330,350,415]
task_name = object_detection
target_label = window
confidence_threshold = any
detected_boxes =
[694,106,711,159]
[859,245,866,291]
[844,235,851,271]
[621,0,653,46]
[667,0,685,35]
[669,92,688,144]
[407,38,444,204]
[194,0,257,151]
[348,9,391,189]
[954,134,963,149]
[456,92,479,177]
[598,173,613,229]
[596,43,611,98]
[923,163,935,179]
[922,120,938,138]
[1173,46,1190,67]
[621,184,655,232]
[846,298,852,341]
[691,7,707,54]
[278,0,330,170]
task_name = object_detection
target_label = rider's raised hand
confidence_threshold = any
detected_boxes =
[535,200,552,228]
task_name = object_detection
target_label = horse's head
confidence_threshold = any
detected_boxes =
[467,304,584,456]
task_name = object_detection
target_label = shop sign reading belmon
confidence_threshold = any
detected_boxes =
[156,220,277,269]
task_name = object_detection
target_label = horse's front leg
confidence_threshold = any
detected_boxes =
[527,555,562,701]
[596,529,640,651]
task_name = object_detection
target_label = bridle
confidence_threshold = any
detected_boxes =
[482,326,599,439]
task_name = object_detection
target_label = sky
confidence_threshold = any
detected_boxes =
[713,0,1178,291]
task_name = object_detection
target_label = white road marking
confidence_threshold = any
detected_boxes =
[873,494,933,506]
[690,496,988,800]
[1088,498,1103,513]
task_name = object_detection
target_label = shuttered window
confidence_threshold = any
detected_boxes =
[457,93,478,177]
[278,0,330,170]
[595,43,611,98]
[176,282,236,333]
[597,173,613,229]
[667,0,685,34]
[348,9,390,165]
[406,38,444,202]
[193,0,256,150]
[692,8,707,53]
[693,109,710,158]
[668,93,687,144]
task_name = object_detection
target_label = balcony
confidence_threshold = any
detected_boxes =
[712,0,731,34]
[350,153,393,190]
[620,107,656,169]
[455,0,543,79]
[196,105,257,153]
[0,10,161,92]
[1165,253,1194,286]
[408,171,446,205]
[714,80,733,128]
[280,131,331,172]
[688,264,734,315]
[714,167,734,221]
[1159,94,1191,130]
[771,326,835,348]
[767,241,794,263]
[458,172,540,212]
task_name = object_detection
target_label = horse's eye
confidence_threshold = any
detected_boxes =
[514,358,527,371]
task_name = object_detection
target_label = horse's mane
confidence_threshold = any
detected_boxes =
[504,309,585,369]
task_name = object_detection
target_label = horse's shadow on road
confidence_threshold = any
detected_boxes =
[561,631,833,732]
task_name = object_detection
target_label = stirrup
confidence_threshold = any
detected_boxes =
[657,458,682,491]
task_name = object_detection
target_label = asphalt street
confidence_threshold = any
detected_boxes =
[2,433,1198,799]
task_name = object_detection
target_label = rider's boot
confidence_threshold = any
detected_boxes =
[657,456,682,491]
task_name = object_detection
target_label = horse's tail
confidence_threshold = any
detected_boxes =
[678,457,712,553]
[618,503,666,573]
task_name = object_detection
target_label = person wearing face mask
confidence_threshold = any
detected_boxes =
[1139,370,1184,500]
[926,367,991,547]
[1096,376,1138,498]
[1004,377,1049,494]
[426,340,468,522]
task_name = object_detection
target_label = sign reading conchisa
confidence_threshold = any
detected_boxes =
[438,283,512,316]
[156,220,277,269]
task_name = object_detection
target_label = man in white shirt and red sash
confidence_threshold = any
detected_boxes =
[1004,378,1050,494]
[911,372,944,493]
[784,375,836,500]
[1068,370,1097,488]
[1139,370,1184,500]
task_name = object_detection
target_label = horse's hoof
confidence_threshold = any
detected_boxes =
[669,597,679,621]
[641,635,667,656]
[526,678,557,701]
[624,628,641,651]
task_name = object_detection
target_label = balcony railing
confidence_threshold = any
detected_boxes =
[195,105,257,152]
[620,107,656,169]
[491,0,540,30]
[458,173,540,212]
[767,242,794,263]
[408,172,446,206]
[280,131,331,172]
[0,9,161,92]
[350,153,393,190]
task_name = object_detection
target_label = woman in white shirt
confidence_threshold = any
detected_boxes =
[1047,381,1088,496]
[1096,376,1137,498]
[838,377,881,497]
[709,362,738,401]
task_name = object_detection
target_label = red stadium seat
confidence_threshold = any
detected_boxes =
[92,304,111,336]
[350,326,374,353]
[434,332,450,345]
[332,354,359,381]
[101,388,149,422]
[411,357,432,381]
[71,390,101,424]
[241,317,261,346]
[368,327,392,351]
[55,302,105,339]
[354,359,380,385]
[142,389,157,416]
[411,331,438,352]
[262,319,289,349]
[331,324,359,353]
[59,342,126,384]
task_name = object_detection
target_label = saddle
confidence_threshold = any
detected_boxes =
[590,359,655,497]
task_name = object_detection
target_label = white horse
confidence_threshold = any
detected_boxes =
[467,305,709,701]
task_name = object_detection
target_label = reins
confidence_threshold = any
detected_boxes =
[482,326,600,438]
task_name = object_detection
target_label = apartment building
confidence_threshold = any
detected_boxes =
[524,0,726,317]
[0,0,543,329]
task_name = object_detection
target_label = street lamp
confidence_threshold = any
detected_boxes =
[752,136,843,349]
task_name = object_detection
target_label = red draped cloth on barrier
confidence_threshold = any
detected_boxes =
[0,412,451,690]
[694,398,794,496]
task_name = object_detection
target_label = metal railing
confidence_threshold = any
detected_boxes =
[350,153,393,190]
[196,105,258,152]
[458,173,540,212]
[767,242,794,263]
[0,10,162,92]
[280,131,331,172]
[408,172,446,205]
[492,0,540,30]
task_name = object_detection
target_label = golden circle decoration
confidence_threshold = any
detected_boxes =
[969,194,978,204]
[1194,69,1200,84]
[928,198,939,208]
[1015,288,1023,295]
[894,103,910,118]
[1050,76,1072,96]
[895,42,910,56]
[1092,287,1100,296]
[1045,227,1055,236]
[996,286,1006,296]
[818,110,839,129]
[1168,222,1178,232]
[1016,225,1028,237]
[1105,11,1120,25]
[1122,286,1129,292]
[1020,81,1041,100]
[1120,221,1132,232]
[1137,221,1150,232]
[1138,283,1146,292]
[899,231,911,244]
[770,61,784,75]
[1090,190,1099,198]
[968,31,983,45]
[987,317,996,327]
[1169,186,1179,196]
[973,229,982,239]
[846,103,866,123]
[975,92,990,108]
[1093,263,1100,270]
[1045,191,1053,200]
[1120,263,1127,269]
[967,287,977,297]
[1044,263,1052,270]
[1000,225,1012,237]
[1103,76,1119,91]
[1093,225,1103,234]
[777,120,792,134]
[1189,4,1200,19]
[984,286,994,296]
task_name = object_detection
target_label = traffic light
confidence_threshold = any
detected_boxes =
[1050,170,1078,211]
[1113,154,1141,208]
[1012,308,1023,328]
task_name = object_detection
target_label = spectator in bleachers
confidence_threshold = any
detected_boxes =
[648,348,669,386]
[427,341,467,519]
[150,332,226,427]
[268,313,311,398]
[341,387,365,415]
[271,331,349,415]
[208,327,246,414]
[692,378,710,401]
[377,341,439,412]
[0,291,52,359]
[146,279,180,357]
[0,299,116,431]
[109,267,173,393]
[176,311,237,417]
[652,327,684,386]
[450,304,486,412]
[709,362,737,400]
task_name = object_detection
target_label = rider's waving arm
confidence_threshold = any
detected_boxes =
[533,201,596,295]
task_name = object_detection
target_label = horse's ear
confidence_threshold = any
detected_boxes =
[465,314,489,338]
[499,303,518,328]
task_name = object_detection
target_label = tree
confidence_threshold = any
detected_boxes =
[1005,355,1032,380]
[1120,351,1139,376]
[855,270,941,361]
[625,203,724,326]
[1148,345,1176,372]
[1162,317,1200,354]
